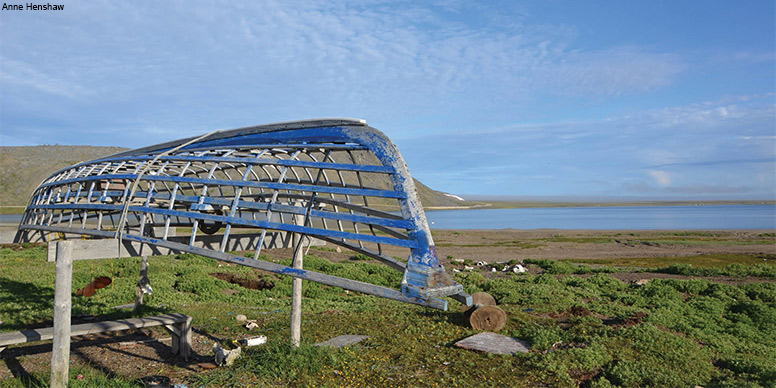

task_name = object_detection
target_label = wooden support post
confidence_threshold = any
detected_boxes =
[51,240,73,388]
[290,233,304,347]
[134,255,150,310]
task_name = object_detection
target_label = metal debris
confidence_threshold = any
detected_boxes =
[238,335,267,347]
[213,343,242,366]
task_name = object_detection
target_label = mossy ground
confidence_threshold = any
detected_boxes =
[1,243,775,387]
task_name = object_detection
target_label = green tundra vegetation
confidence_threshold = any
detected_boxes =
[0,244,775,388]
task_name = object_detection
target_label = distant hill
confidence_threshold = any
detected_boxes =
[0,146,129,207]
[0,146,466,209]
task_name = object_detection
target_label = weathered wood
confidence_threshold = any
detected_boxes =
[469,305,507,331]
[46,233,324,262]
[0,313,191,360]
[454,332,530,355]
[314,335,369,348]
[51,240,73,388]
[462,291,496,313]
[290,232,304,347]
[180,315,192,358]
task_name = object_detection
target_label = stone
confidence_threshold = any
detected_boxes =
[315,335,369,348]
[454,332,530,355]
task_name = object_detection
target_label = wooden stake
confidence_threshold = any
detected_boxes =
[290,233,304,347]
[51,240,73,388]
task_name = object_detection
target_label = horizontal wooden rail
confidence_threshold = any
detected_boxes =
[0,313,192,360]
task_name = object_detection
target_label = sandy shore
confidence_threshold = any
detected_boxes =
[258,229,775,269]
[3,226,773,264]
[423,229,776,263]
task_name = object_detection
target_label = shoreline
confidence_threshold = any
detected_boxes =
[3,200,774,215]
[425,200,776,211]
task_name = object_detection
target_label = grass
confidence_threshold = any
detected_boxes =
[524,258,618,275]
[563,253,776,271]
[540,236,615,244]
[436,241,544,249]
[1,245,776,387]
[651,263,776,279]
[0,206,26,215]
[540,232,775,246]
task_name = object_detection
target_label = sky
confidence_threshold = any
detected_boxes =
[1,0,774,200]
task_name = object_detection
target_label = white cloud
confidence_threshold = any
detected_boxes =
[535,48,684,95]
[398,95,775,196]
[0,59,89,98]
[0,1,685,117]
[648,170,671,186]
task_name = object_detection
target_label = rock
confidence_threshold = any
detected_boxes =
[235,314,247,322]
[491,268,497,272]
[315,335,369,348]
[196,362,218,370]
[632,279,650,286]
[451,258,465,263]
[512,265,526,273]
[464,266,475,271]
[454,332,530,354]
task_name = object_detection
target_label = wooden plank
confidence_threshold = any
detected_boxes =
[454,332,530,355]
[314,335,369,348]
[0,313,190,347]
[47,233,324,262]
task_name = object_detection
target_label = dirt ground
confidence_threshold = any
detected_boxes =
[293,229,776,265]
[1,229,774,384]
[428,229,775,262]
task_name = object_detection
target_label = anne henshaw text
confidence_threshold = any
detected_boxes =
[2,3,65,11]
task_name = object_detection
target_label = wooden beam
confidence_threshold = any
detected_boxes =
[0,314,191,347]
[290,233,304,347]
[50,240,73,388]
[46,233,324,262]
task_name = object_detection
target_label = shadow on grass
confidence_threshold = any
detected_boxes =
[0,277,55,331]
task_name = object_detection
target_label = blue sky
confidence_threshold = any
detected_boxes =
[1,0,774,200]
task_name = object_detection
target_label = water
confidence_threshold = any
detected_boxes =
[3,205,774,230]
[425,205,776,230]
[0,214,22,224]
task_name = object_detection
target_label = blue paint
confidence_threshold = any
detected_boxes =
[281,268,306,276]
[16,120,466,308]
[93,154,395,174]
